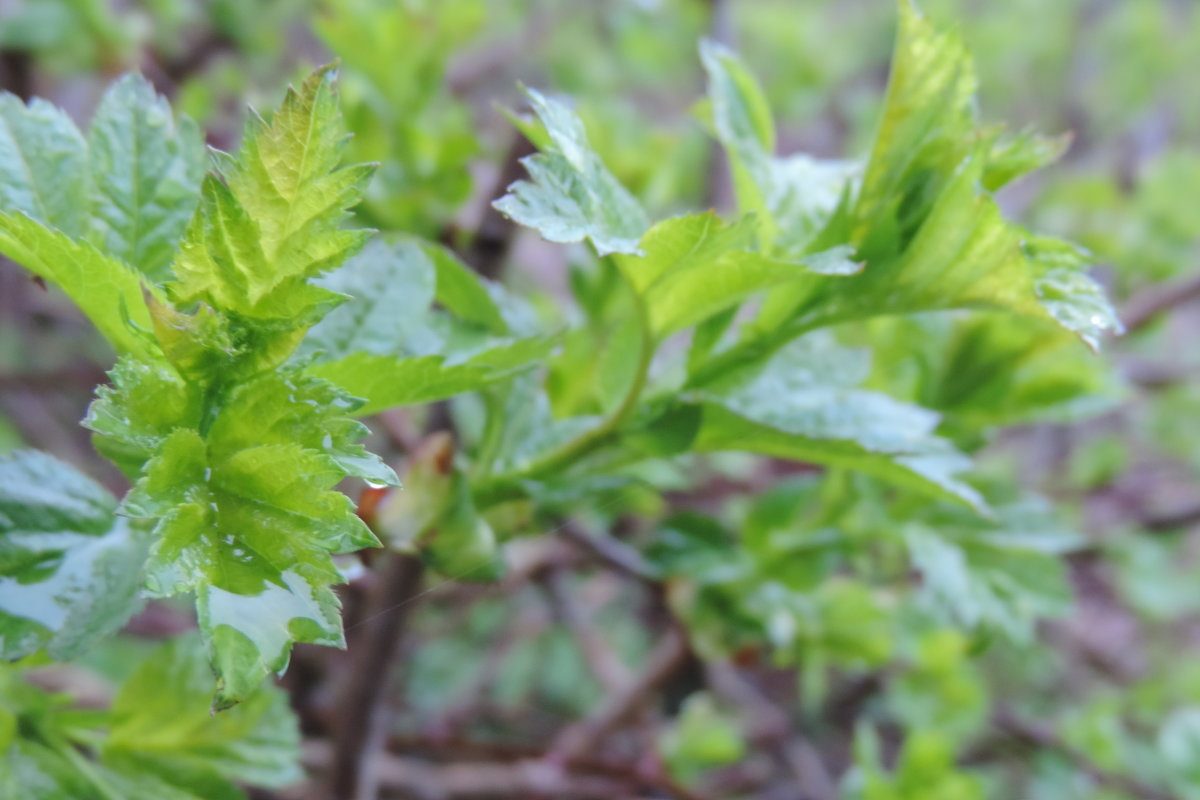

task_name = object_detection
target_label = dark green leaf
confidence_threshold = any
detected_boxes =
[0,451,147,661]
[0,93,88,236]
[87,74,206,283]
[690,334,984,508]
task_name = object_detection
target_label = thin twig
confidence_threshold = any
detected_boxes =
[560,522,659,582]
[1121,270,1200,334]
[543,568,632,692]
[307,741,648,800]
[329,553,425,800]
[453,135,536,281]
[706,661,839,800]
[1141,504,1200,532]
[548,624,690,764]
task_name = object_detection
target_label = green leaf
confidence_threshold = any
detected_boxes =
[690,334,984,509]
[909,313,1119,431]
[699,40,774,159]
[692,4,1118,387]
[169,65,371,325]
[493,88,649,256]
[0,93,88,236]
[422,472,503,582]
[983,129,1071,191]
[422,240,509,335]
[859,729,986,800]
[114,369,394,707]
[660,693,746,782]
[853,3,977,249]
[0,212,160,359]
[615,213,757,295]
[87,74,207,283]
[75,67,395,705]
[753,153,1045,336]
[0,450,148,661]
[700,40,857,257]
[0,740,96,800]
[84,356,200,478]
[617,213,813,339]
[309,335,558,414]
[1027,235,1125,351]
[299,237,437,361]
[105,635,301,789]
[906,499,1078,642]
[123,428,352,708]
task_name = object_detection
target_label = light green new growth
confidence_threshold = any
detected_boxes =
[0,67,398,709]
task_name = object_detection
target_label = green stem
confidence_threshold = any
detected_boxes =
[55,737,122,800]
[475,272,654,503]
[685,316,824,389]
[470,387,507,480]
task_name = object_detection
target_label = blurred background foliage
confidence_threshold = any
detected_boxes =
[0,1,1198,798]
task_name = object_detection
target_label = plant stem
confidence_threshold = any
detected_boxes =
[56,738,122,800]
[475,272,654,502]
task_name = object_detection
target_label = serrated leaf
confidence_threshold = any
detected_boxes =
[74,68,395,705]
[169,66,371,326]
[0,212,160,359]
[422,240,509,334]
[227,67,368,266]
[84,356,200,478]
[87,74,207,283]
[0,451,148,661]
[113,370,393,706]
[1026,235,1124,350]
[122,425,367,708]
[309,335,557,414]
[690,335,984,509]
[700,40,858,257]
[615,213,826,339]
[0,93,88,236]
[105,635,301,787]
[906,500,1078,642]
[299,237,437,361]
[693,4,1117,388]
[494,88,648,256]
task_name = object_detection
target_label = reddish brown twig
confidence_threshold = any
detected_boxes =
[547,624,690,764]
[1121,270,1200,334]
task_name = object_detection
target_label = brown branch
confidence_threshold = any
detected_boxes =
[307,741,646,800]
[0,363,108,393]
[329,552,425,800]
[542,568,632,692]
[448,134,536,281]
[560,522,659,582]
[547,624,690,764]
[1121,270,1200,334]
[706,661,839,800]
[1141,504,1200,533]
[379,734,711,800]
